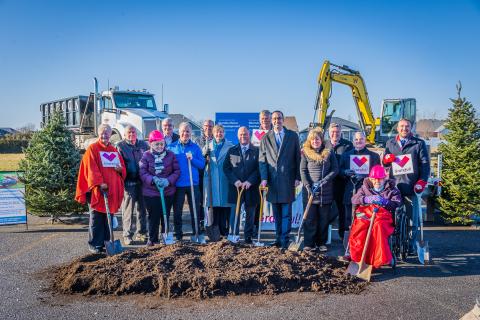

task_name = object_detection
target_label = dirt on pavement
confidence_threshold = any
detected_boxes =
[49,240,367,299]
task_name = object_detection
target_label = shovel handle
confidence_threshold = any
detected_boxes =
[102,191,115,243]
[295,193,315,241]
[359,206,378,266]
[158,186,170,234]
[416,193,424,242]
[187,157,200,237]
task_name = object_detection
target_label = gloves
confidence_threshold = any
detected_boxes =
[364,195,381,204]
[383,153,395,164]
[373,196,389,207]
[414,179,427,193]
[159,178,169,188]
[343,169,356,176]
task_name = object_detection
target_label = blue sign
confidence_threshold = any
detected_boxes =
[0,171,27,226]
[215,112,260,144]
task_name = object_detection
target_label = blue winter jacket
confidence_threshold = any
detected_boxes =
[168,139,205,187]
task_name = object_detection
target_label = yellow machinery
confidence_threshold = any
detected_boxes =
[311,60,416,145]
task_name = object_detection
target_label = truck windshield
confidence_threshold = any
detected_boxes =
[113,93,157,110]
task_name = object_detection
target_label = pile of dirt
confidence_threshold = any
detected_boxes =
[50,241,366,299]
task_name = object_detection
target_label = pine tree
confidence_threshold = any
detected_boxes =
[438,83,480,224]
[19,111,86,220]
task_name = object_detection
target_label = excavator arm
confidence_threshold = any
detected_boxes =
[313,60,380,144]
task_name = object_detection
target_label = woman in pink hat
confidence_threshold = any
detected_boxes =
[347,165,402,267]
[139,130,180,246]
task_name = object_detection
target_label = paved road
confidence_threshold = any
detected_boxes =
[0,216,479,320]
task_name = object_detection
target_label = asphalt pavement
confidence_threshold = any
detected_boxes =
[0,214,479,320]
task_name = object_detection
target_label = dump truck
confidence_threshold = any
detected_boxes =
[40,78,168,150]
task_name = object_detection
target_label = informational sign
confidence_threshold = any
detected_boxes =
[251,129,268,147]
[0,171,27,226]
[215,113,260,144]
[350,155,370,175]
[392,154,414,175]
[100,151,121,167]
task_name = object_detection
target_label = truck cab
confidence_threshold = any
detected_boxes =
[40,78,168,150]
[378,98,416,144]
[99,87,167,144]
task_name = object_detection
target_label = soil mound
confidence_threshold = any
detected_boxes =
[50,240,366,299]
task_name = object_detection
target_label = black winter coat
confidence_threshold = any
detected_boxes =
[116,139,149,182]
[325,138,353,191]
[259,129,301,203]
[223,144,260,206]
[384,135,430,196]
[339,147,381,204]
[300,144,339,205]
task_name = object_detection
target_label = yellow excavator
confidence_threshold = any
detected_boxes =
[311,60,416,146]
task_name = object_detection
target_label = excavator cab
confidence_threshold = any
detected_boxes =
[378,98,416,143]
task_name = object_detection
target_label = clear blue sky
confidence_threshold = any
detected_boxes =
[1,0,479,129]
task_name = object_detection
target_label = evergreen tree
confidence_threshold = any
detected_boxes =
[19,111,85,219]
[438,83,480,224]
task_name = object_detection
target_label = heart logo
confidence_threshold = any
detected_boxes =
[254,131,266,140]
[395,156,410,167]
[102,153,117,162]
[353,156,367,167]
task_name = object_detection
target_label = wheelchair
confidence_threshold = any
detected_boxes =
[389,205,412,268]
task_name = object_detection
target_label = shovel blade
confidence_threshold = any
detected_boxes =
[288,237,304,252]
[346,261,372,281]
[253,241,265,247]
[227,235,240,243]
[163,232,176,245]
[105,240,123,256]
[416,240,430,265]
[191,234,206,244]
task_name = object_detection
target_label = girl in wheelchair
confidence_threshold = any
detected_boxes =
[348,165,402,268]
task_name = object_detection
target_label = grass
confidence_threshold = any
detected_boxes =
[0,153,25,171]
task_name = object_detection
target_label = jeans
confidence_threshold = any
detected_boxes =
[271,203,292,248]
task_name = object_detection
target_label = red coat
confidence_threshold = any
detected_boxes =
[75,140,126,214]
[349,205,394,268]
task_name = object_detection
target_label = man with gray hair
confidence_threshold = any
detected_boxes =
[339,131,380,246]
[116,125,149,244]
[259,110,273,131]
[325,122,353,241]
[162,118,179,147]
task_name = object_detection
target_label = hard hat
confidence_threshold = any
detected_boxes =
[148,130,164,143]
[369,164,387,179]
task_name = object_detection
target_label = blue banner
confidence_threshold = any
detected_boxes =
[215,112,260,144]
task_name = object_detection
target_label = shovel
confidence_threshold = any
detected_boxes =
[228,186,244,243]
[253,186,268,247]
[204,152,221,242]
[187,156,206,244]
[346,206,379,282]
[102,191,123,256]
[288,184,320,252]
[416,193,430,264]
[158,186,175,245]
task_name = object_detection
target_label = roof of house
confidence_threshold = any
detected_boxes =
[299,116,360,133]
[284,116,299,132]
[168,114,202,131]
[415,119,445,134]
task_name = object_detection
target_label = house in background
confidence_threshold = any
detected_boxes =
[415,119,445,138]
[0,128,18,138]
[168,114,202,138]
[284,116,299,132]
[299,116,360,143]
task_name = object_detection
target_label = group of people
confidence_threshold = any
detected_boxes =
[75,110,430,267]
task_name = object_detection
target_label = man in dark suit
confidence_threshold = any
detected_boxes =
[324,122,353,241]
[259,111,301,249]
[223,126,260,243]
[162,118,179,147]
